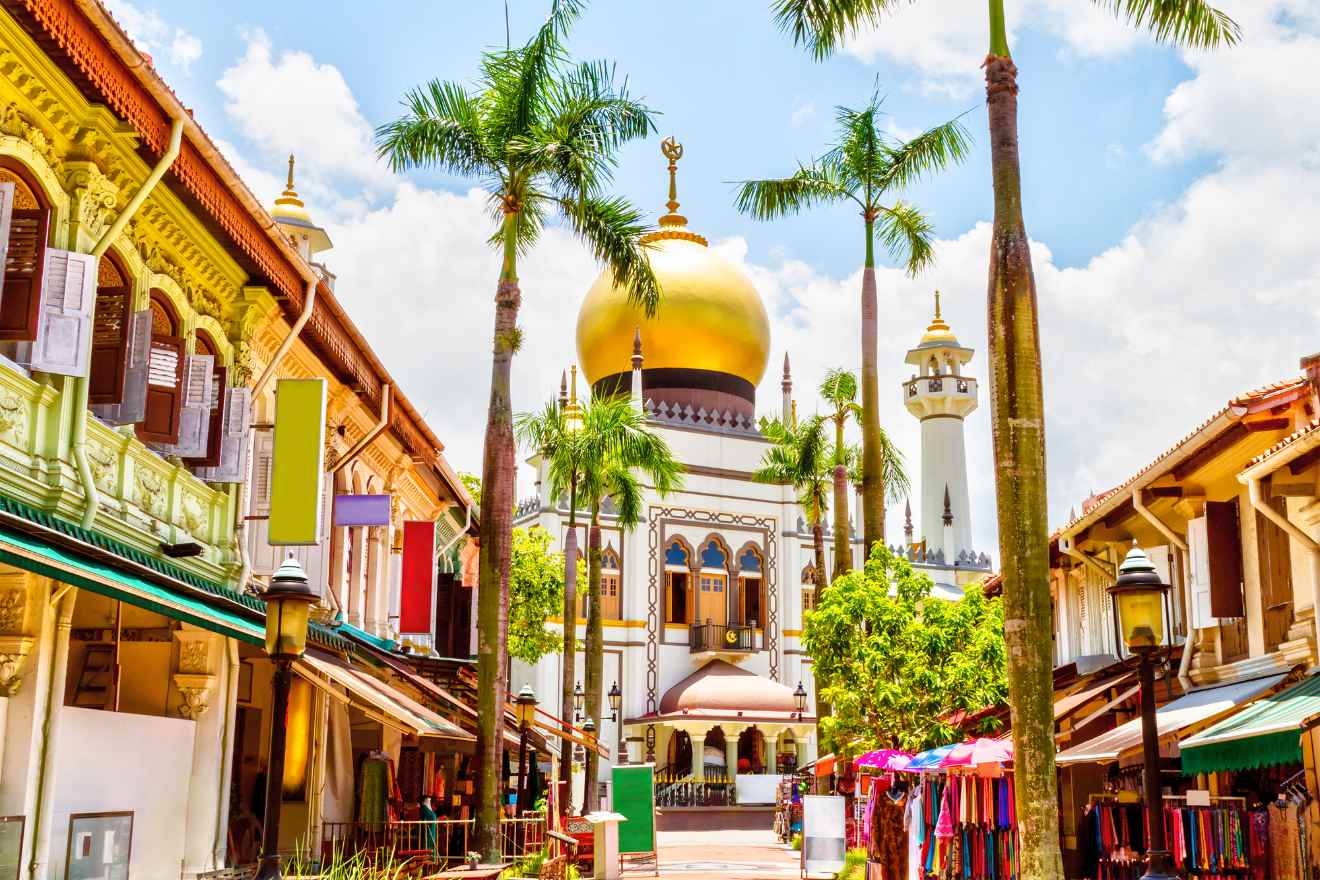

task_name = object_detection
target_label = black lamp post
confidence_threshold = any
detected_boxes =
[514,684,538,816]
[608,682,624,764]
[256,556,318,880]
[793,682,808,719]
[1107,545,1175,880]
[581,718,597,812]
[573,680,585,722]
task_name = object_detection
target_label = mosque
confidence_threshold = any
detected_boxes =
[512,140,991,818]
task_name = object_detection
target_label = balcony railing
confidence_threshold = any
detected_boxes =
[655,767,734,807]
[689,622,757,654]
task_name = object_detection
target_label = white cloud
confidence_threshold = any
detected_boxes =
[217,30,393,209]
[791,101,816,128]
[102,0,203,72]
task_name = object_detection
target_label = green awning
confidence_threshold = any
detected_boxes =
[0,523,264,645]
[1180,673,1320,776]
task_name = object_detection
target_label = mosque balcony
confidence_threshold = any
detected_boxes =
[689,621,758,657]
[902,374,979,420]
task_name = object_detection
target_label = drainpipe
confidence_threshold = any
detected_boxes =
[71,118,184,529]
[1242,455,1320,658]
[27,588,77,880]
[212,639,240,867]
[1133,488,1196,690]
[329,384,392,476]
[237,277,318,592]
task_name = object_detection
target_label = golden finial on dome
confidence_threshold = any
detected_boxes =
[660,137,685,227]
[920,289,958,345]
[276,154,304,209]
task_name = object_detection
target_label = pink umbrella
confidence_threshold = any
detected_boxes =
[854,748,913,771]
[941,737,1012,768]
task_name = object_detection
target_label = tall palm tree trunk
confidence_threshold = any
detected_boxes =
[583,515,604,812]
[859,226,885,556]
[811,520,829,744]
[559,487,578,816]
[832,416,851,578]
[984,10,1061,879]
[475,215,520,861]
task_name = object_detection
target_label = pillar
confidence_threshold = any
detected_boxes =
[348,526,366,628]
[175,628,225,879]
[723,727,742,782]
[28,586,76,880]
[365,527,385,635]
[769,732,782,774]
[329,523,348,616]
[691,730,706,780]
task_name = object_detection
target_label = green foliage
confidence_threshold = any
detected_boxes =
[791,832,803,851]
[755,415,832,528]
[803,544,1007,753]
[837,848,868,880]
[510,527,574,664]
[459,471,482,508]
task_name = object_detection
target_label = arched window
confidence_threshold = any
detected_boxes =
[699,539,728,570]
[800,563,816,585]
[697,538,729,626]
[137,292,184,444]
[88,251,132,405]
[664,539,689,568]
[664,538,691,625]
[0,161,50,341]
[183,329,228,466]
[736,546,764,629]
[601,544,621,620]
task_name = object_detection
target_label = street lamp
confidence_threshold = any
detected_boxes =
[793,682,808,719]
[515,684,538,817]
[581,718,597,812]
[1107,545,1175,880]
[608,682,625,764]
[256,556,318,880]
[573,680,585,722]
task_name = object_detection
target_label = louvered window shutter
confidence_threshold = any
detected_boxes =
[137,334,185,443]
[251,429,275,516]
[185,366,228,469]
[1187,516,1216,628]
[195,386,250,483]
[153,354,213,458]
[94,309,152,425]
[0,192,44,342]
[1205,500,1245,619]
[89,286,131,404]
[24,249,95,377]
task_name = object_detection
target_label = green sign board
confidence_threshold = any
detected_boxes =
[611,763,656,857]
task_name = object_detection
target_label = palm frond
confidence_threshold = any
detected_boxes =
[880,115,974,191]
[561,195,661,316]
[819,368,859,411]
[485,0,586,142]
[771,0,913,60]
[732,164,855,220]
[488,185,547,255]
[1094,0,1240,49]
[375,79,492,174]
[875,200,935,276]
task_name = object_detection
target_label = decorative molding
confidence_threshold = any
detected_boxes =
[0,587,24,632]
[172,672,216,719]
[0,635,35,696]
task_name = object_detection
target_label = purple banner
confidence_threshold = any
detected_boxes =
[333,494,391,527]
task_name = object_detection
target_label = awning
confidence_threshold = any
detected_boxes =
[0,522,264,644]
[1054,670,1139,722]
[1180,673,1320,775]
[297,653,473,740]
[1055,674,1285,766]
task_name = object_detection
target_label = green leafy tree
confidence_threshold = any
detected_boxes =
[509,527,571,664]
[376,0,660,857]
[773,4,1238,876]
[459,472,482,509]
[819,369,910,578]
[734,92,969,558]
[804,544,1007,753]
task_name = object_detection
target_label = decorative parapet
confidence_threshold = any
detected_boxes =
[0,363,236,583]
[513,496,540,523]
[886,543,992,571]
[643,399,761,437]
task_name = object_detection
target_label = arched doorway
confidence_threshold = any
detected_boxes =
[737,727,767,775]
[666,730,692,773]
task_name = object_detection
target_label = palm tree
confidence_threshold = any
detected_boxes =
[771,2,1239,877]
[754,415,831,731]
[513,378,586,816]
[561,395,681,812]
[376,0,660,857]
[733,93,970,560]
[819,369,911,577]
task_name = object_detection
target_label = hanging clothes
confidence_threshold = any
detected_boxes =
[871,789,909,880]
[907,786,924,880]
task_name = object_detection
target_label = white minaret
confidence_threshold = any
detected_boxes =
[902,292,978,563]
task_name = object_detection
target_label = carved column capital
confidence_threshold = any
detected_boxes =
[0,635,35,697]
[173,672,217,720]
[174,627,217,675]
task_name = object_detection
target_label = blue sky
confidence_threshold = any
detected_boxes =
[109,0,1320,559]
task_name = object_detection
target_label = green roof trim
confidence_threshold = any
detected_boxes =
[1179,673,1320,775]
[0,492,353,654]
[338,620,397,653]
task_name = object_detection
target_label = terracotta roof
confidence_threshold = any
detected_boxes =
[659,659,800,716]
[1054,376,1312,538]
[1249,417,1320,467]
[7,0,471,509]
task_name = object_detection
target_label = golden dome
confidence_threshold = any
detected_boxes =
[919,290,960,346]
[271,154,312,224]
[576,139,770,388]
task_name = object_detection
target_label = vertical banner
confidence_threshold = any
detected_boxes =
[269,378,327,546]
[399,520,437,634]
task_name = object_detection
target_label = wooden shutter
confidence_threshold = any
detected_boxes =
[1256,494,1294,651]
[194,386,250,483]
[26,249,95,376]
[0,202,45,341]
[251,429,274,516]
[0,182,13,272]
[154,354,213,458]
[94,309,152,425]
[185,366,228,469]
[137,334,184,443]
[1205,499,1245,619]
[89,286,131,404]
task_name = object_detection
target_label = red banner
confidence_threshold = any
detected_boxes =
[399,520,436,634]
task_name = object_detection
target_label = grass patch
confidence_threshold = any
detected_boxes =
[836,847,867,880]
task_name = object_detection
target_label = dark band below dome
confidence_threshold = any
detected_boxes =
[593,368,757,421]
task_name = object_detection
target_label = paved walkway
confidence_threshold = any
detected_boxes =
[632,828,800,880]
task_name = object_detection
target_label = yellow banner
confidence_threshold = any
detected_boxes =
[269,378,326,545]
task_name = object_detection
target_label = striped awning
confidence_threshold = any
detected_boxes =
[1180,673,1320,775]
